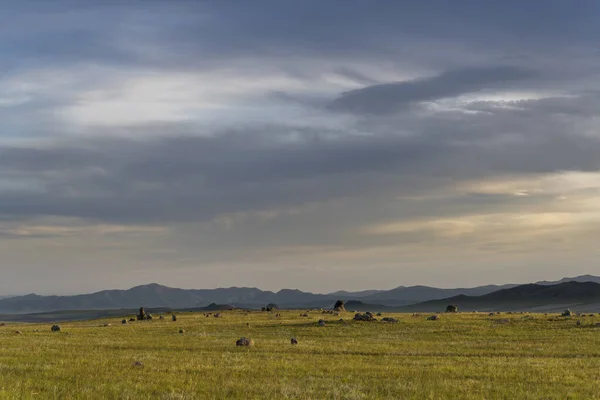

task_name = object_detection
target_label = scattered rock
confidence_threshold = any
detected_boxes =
[576,320,582,326]
[353,312,376,321]
[427,315,440,321]
[121,319,128,324]
[103,323,111,327]
[132,361,144,367]
[290,337,298,345]
[137,307,152,321]
[338,318,344,322]
[15,330,22,335]
[179,329,185,334]
[561,309,572,317]
[489,312,495,316]
[51,325,61,332]
[172,315,177,322]
[333,300,346,312]
[300,313,309,317]
[445,305,458,313]
[236,337,254,346]
[381,317,398,323]
[214,313,222,318]
[318,319,326,326]
[129,318,136,322]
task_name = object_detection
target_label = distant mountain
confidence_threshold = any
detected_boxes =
[358,284,518,305]
[398,281,600,313]
[535,275,600,285]
[328,289,385,298]
[1,275,599,314]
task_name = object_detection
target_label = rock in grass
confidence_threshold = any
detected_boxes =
[427,315,440,321]
[318,319,326,326]
[236,337,254,346]
[353,313,376,321]
[333,300,346,312]
[132,361,144,367]
[290,337,298,345]
[172,315,177,322]
[129,318,136,322]
[15,330,22,335]
[159,315,165,320]
[445,305,458,313]
[51,325,61,332]
[122,319,127,324]
[381,317,398,323]
[179,329,185,334]
[561,309,572,317]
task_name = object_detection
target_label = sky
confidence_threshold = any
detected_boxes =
[1,1,600,295]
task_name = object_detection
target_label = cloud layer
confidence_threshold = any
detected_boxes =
[1,1,600,294]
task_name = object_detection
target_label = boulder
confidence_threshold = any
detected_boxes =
[290,337,298,345]
[179,329,185,334]
[51,325,61,332]
[445,305,458,313]
[137,307,152,321]
[172,315,177,322]
[427,315,440,321]
[318,319,326,326]
[236,337,254,346]
[561,309,572,317]
[122,319,128,324]
[353,312,376,321]
[333,300,345,312]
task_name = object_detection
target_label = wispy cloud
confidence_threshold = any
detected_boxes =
[1,1,600,294]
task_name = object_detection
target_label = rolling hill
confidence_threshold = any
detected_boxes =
[398,281,600,313]
[1,275,599,314]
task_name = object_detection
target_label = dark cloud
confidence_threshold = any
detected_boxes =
[329,66,538,114]
[1,93,599,225]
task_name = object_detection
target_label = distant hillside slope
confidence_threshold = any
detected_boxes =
[359,284,518,305]
[535,275,600,285]
[398,281,600,313]
[1,275,599,314]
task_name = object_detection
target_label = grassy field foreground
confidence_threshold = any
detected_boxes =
[1,310,600,399]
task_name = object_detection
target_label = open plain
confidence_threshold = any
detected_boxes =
[1,310,600,399]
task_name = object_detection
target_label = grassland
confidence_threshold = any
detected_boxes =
[1,310,600,399]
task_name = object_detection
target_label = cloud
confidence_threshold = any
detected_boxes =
[329,66,538,114]
[2,1,600,293]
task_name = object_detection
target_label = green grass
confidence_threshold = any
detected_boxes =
[1,311,600,399]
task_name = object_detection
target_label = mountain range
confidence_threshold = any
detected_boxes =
[1,275,600,315]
